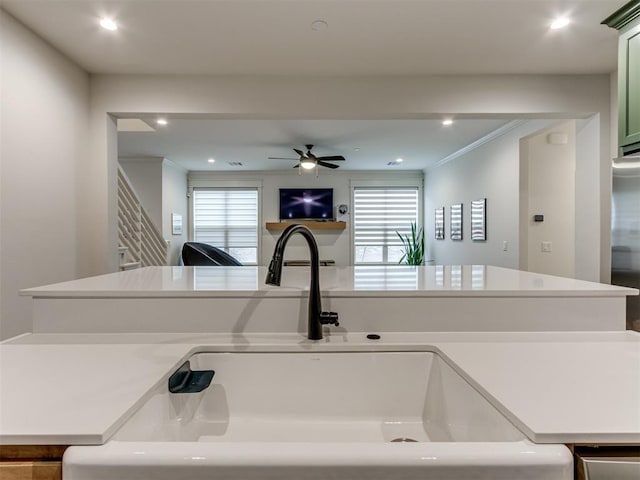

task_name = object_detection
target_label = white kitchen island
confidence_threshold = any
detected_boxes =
[21,265,635,333]
[3,265,638,480]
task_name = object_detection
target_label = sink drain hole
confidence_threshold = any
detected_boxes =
[390,437,418,443]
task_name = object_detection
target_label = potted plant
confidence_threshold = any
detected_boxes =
[397,222,425,265]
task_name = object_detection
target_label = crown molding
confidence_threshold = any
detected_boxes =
[602,0,640,30]
[428,120,528,171]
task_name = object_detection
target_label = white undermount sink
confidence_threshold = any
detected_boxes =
[64,351,572,480]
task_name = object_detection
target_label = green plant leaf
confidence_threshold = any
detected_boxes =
[396,221,424,265]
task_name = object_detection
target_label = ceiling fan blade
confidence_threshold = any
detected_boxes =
[317,161,340,169]
[273,147,344,169]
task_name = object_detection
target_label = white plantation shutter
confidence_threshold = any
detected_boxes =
[192,189,258,264]
[353,187,419,264]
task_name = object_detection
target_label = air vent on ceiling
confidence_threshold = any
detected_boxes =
[387,161,400,166]
[228,162,243,167]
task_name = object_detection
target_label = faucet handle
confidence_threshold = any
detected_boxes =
[320,311,339,327]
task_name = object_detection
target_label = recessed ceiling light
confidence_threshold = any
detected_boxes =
[99,18,118,31]
[156,118,168,126]
[442,119,454,126]
[208,158,215,164]
[395,158,404,163]
[354,147,360,152]
[550,17,570,30]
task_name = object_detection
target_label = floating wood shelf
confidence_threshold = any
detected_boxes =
[265,221,347,231]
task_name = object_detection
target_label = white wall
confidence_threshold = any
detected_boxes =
[0,10,89,339]
[87,74,614,282]
[188,170,422,266]
[520,121,576,278]
[425,118,601,281]
[425,120,557,268]
[162,160,188,265]
[575,116,601,281]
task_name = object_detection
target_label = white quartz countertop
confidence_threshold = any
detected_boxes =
[1,331,639,445]
[20,266,637,298]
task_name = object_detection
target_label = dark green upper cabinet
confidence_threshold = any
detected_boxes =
[603,0,640,154]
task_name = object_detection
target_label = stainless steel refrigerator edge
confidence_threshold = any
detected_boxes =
[611,155,640,331]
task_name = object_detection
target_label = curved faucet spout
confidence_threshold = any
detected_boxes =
[265,224,339,340]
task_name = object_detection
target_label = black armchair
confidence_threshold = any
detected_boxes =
[181,242,243,266]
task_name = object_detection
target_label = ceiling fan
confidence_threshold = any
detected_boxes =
[269,144,346,170]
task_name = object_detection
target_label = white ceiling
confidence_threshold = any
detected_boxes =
[2,0,621,171]
[1,0,626,76]
[117,118,515,171]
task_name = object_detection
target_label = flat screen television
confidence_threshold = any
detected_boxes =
[279,188,334,221]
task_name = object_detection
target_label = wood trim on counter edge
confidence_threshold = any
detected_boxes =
[0,446,68,461]
[266,221,346,231]
[0,461,62,480]
[0,447,68,480]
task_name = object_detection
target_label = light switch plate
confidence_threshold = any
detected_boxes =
[542,241,552,253]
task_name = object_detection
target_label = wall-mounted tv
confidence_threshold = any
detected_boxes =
[279,188,334,221]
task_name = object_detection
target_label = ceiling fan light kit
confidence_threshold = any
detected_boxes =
[300,159,316,170]
[268,144,346,176]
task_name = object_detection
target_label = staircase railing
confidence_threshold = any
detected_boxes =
[117,166,169,268]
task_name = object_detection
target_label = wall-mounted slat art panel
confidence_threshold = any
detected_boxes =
[435,207,445,240]
[450,204,463,241]
[471,198,487,241]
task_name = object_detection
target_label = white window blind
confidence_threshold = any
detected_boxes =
[353,187,419,264]
[192,189,258,264]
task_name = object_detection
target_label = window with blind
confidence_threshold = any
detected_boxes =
[353,187,419,264]
[192,189,259,264]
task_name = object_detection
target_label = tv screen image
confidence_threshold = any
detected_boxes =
[279,188,334,220]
